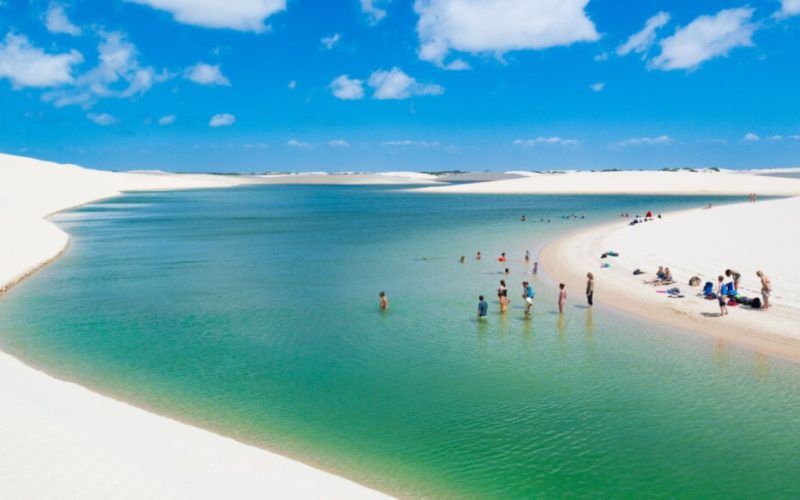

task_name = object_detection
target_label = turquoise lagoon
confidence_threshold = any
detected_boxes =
[0,185,799,497]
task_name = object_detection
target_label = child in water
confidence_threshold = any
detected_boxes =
[379,291,388,310]
[558,283,567,314]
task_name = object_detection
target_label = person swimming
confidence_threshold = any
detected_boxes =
[498,252,507,262]
[476,251,481,260]
[379,291,388,310]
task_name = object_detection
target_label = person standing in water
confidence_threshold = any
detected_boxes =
[558,283,567,314]
[476,251,481,260]
[477,295,488,320]
[498,252,507,263]
[522,281,535,318]
[525,250,530,262]
[459,255,465,263]
[586,273,594,307]
[497,280,508,313]
[379,291,389,310]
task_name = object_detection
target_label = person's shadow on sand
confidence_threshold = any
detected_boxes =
[700,312,724,318]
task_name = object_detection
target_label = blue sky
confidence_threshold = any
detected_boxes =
[1,0,800,172]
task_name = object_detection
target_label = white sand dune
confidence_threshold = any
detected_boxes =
[540,196,800,359]
[414,170,800,195]
[259,172,441,185]
[0,154,387,499]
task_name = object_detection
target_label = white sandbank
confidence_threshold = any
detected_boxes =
[259,172,441,184]
[540,196,800,359]
[0,153,388,499]
[414,170,800,195]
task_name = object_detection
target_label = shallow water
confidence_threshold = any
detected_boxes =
[1,186,799,497]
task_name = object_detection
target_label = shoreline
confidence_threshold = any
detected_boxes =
[539,199,800,363]
[0,154,389,499]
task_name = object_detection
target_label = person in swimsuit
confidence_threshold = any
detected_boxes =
[586,273,594,307]
[379,291,388,310]
[533,262,538,275]
[498,280,509,313]
[558,283,567,314]
[498,252,507,263]
[459,255,465,263]
[716,276,728,316]
[525,250,530,262]
[725,269,741,292]
[476,251,481,260]
[757,270,772,310]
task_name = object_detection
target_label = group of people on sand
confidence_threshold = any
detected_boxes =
[714,269,772,316]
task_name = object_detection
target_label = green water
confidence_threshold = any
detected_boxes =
[0,186,798,498]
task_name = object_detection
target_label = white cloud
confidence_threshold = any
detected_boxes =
[0,33,83,88]
[126,0,286,32]
[184,63,230,86]
[328,139,350,147]
[368,67,443,100]
[593,51,609,61]
[514,137,579,147]
[381,140,439,147]
[329,74,364,100]
[45,3,82,36]
[43,31,167,107]
[321,33,341,50]
[158,114,176,125]
[414,0,599,68]
[766,134,800,141]
[616,11,670,57]
[778,0,800,17]
[287,79,296,89]
[87,112,117,125]
[614,135,673,147]
[361,0,389,24]
[209,113,235,127]
[743,132,760,142]
[287,139,311,148]
[650,8,756,71]
[589,82,604,92]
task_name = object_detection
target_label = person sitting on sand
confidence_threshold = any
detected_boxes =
[498,252,507,263]
[558,283,567,314]
[725,269,741,292]
[716,276,728,316]
[586,273,594,307]
[662,267,674,283]
[757,270,772,310]
[644,266,665,284]
[379,291,388,310]
[477,295,488,319]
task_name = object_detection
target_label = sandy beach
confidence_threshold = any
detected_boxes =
[0,154,388,499]
[540,196,800,359]
[415,170,800,196]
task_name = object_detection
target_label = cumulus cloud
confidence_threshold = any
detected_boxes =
[381,140,439,147]
[778,0,800,17]
[0,33,83,88]
[45,3,82,36]
[513,137,578,147]
[158,114,176,125]
[126,0,286,32]
[321,33,341,49]
[368,67,443,100]
[87,112,117,125]
[414,0,599,68]
[329,74,364,100]
[209,113,235,127]
[616,11,670,57]
[43,31,168,107]
[328,139,350,147]
[650,8,756,71]
[589,82,604,92]
[287,139,311,148]
[766,134,800,141]
[361,0,389,24]
[742,132,760,142]
[613,135,673,147]
[184,63,230,86]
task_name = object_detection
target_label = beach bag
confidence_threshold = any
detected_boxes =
[703,282,714,296]
[750,298,761,309]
